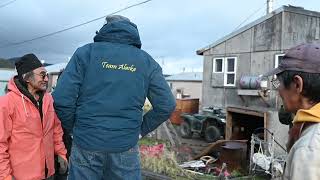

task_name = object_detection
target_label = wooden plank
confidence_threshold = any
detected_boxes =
[227,107,265,117]
[156,127,162,140]
[237,89,260,96]
[162,122,175,146]
[193,140,248,160]
[226,111,233,140]
[166,121,182,145]
[264,112,268,141]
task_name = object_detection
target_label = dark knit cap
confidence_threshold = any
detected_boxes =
[15,53,43,76]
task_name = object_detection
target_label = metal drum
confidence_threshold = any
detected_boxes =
[239,76,262,89]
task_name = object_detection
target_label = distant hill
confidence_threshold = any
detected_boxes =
[0,58,15,69]
[0,58,52,69]
[43,63,53,66]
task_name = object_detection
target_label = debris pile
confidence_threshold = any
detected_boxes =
[139,139,245,179]
[249,132,287,178]
[140,143,195,179]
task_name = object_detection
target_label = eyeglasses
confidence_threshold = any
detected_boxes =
[34,72,49,80]
[271,77,281,89]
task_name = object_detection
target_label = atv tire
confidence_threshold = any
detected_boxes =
[180,121,193,138]
[205,126,221,143]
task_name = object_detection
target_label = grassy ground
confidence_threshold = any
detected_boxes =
[139,137,217,179]
[138,137,170,146]
[139,137,271,180]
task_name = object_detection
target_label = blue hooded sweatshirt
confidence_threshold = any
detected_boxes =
[52,18,176,152]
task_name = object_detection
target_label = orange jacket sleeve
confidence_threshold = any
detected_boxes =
[0,99,13,179]
[53,112,67,159]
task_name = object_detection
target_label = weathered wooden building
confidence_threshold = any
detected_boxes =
[166,72,202,101]
[197,5,320,153]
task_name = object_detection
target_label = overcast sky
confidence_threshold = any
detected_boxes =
[0,0,319,74]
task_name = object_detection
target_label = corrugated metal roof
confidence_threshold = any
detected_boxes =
[0,69,16,81]
[166,72,203,82]
[197,5,320,55]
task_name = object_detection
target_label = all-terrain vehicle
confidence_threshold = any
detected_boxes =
[179,107,226,143]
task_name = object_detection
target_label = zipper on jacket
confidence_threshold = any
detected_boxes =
[15,78,48,177]
[45,162,48,178]
[39,100,47,178]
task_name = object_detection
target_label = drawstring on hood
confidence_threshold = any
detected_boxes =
[21,94,29,117]
[8,76,44,120]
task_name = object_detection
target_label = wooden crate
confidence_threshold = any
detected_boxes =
[170,98,199,125]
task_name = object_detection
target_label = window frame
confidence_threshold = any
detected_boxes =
[274,54,285,79]
[223,57,237,87]
[213,58,224,73]
[275,54,285,68]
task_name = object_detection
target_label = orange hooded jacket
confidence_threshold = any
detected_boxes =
[0,78,67,180]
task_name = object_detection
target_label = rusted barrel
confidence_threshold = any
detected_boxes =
[239,76,262,89]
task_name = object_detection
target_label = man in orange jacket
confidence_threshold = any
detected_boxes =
[0,54,67,180]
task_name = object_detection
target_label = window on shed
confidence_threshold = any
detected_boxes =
[213,58,223,73]
[275,54,284,68]
[224,57,237,86]
[211,57,237,87]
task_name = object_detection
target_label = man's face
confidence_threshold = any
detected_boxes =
[29,67,48,92]
[274,75,301,113]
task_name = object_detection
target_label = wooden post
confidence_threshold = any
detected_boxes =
[226,110,233,140]
[162,122,175,146]
[166,121,182,145]
[156,128,161,140]
[264,112,268,141]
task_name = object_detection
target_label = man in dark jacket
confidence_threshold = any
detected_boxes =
[52,15,176,180]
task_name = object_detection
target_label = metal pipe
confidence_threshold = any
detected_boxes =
[267,0,274,14]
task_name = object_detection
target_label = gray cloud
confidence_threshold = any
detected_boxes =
[0,0,319,73]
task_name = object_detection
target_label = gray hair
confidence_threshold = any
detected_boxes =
[22,71,34,81]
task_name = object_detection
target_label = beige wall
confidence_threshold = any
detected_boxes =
[168,81,202,103]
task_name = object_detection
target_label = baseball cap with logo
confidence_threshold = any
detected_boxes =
[264,43,320,76]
